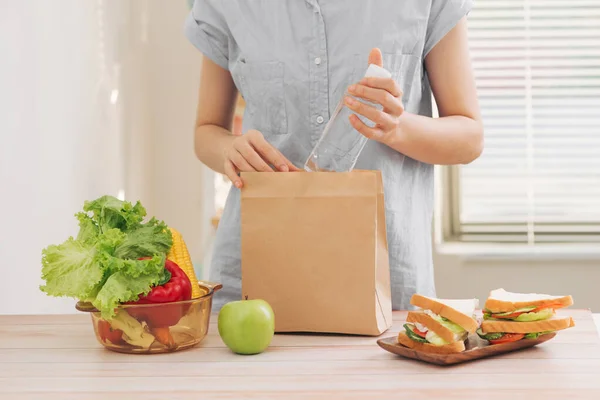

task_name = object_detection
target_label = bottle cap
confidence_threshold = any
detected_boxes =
[364,64,392,79]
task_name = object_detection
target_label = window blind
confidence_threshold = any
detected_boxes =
[456,0,600,243]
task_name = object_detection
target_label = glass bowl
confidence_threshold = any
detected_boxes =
[76,281,222,354]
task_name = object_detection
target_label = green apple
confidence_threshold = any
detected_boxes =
[218,298,275,355]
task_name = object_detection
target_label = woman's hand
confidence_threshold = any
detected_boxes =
[224,129,299,188]
[344,76,404,147]
[343,30,483,166]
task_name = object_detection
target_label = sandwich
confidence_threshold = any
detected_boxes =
[478,288,575,344]
[398,294,479,354]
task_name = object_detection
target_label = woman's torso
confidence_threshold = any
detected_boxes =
[204,0,440,310]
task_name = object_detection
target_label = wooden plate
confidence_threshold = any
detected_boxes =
[377,332,557,366]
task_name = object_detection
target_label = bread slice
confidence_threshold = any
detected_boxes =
[484,288,573,313]
[481,316,575,334]
[410,294,479,333]
[397,331,466,354]
[406,311,458,343]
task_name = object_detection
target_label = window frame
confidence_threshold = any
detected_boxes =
[440,1,600,250]
[441,165,600,245]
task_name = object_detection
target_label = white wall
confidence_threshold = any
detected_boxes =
[1,1,124,314]
[0,0,211,314]
[141,0,214,276]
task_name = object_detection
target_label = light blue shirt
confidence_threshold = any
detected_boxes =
[184,0,473,310]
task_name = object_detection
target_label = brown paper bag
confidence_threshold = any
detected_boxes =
[241,170,392,336]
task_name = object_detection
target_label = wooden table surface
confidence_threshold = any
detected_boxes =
[1,309,599,399]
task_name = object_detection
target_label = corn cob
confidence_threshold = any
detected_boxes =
[167,227,201,298]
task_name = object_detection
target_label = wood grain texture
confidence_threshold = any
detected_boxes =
[6,391,600,400]
[0,309,599,399]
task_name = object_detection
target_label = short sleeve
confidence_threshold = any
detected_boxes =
[423,0,473,58]
[184,0,230,70]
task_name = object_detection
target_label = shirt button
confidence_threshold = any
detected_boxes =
[316,115,324,124]
[314,57,322,65]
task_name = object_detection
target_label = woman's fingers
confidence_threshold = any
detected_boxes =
[236,141,274,172]
[347,84,403,116]
[224,160,242,188]
[348,114,385,141]
[360,77,402,98]
[285,160,301,171]
[247,131,300,171]
[344,96,397,129]
[226,130,300,185]
[229,149,255,172]
[248,134,288,172]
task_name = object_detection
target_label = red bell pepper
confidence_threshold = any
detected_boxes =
[127,259,192,328]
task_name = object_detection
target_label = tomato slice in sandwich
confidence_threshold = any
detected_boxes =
[489,333,525,345]
[412,326,428,338]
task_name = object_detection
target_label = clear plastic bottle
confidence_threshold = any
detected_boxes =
[304,64,392,172]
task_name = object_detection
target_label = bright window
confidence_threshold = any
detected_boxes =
[448,0,600,244]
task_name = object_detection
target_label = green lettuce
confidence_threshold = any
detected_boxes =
[40,195,173,319]
[476,328,504,341]
[75,212,100,244]
[94,254,166,319]
[524,331,554,339]
[40,238,106,302]
[79,195,172,260]
[113,218,172,260]
[476,328,553,342]
[83,195,147,233]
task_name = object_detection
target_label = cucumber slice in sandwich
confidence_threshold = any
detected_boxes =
[424,310,466,334]
[425,330,450,346]
[476,328,504,341]
[483,307,554,322]
[403,323,428,343]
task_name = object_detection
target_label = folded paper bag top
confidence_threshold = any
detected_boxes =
[240,170,393,336]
